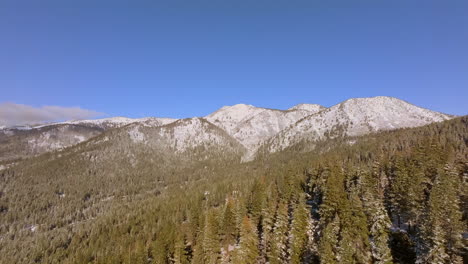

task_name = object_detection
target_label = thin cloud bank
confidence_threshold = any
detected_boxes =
[0,102,104,126]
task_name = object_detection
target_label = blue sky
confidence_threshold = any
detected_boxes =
[1,0,467,121]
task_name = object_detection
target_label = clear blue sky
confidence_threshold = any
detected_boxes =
[1,0,467,119]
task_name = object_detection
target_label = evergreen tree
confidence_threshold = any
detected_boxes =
[419,164,464,263]
[202,210,220,264]
[362,171,393,264]
[268,201,289,264]
[249,178,267,222]
[191,229,204,264]
[318,213,340,264]
[173,232,189,264]
[152,238,169,264]
[231,216,259,264]
[259,191,277,263]
[289,195,311,264]
[337,182,371,263]
[221,198,237,247]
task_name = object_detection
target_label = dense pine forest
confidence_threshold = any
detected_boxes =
[1,116,467,263]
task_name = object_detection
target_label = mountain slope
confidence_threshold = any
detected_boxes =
[205,104,267,135]
[67,117,246,170]
[64,116,177,129]
[206,103,326,159]
[0,117,178,162]
[264,96,454,153]
[0,97,456,163]
[0,114,465,264]
[288,103,325,112]
[0,124,104,162]
[124,117,245,156]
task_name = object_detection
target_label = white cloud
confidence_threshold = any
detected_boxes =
[0,102,104,126]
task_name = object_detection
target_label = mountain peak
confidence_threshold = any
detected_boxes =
[266,96,454,153]
[288,103,326,113]
[205,104,266,135]
[214,103,259,115]
[341,96,401,105]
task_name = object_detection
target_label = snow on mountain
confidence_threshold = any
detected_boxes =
[64,116,176,129]
[206,103,326,158]
[288,103,326,113]
[1,97,455,162]
[0,124,104,162]
[0,117,178,162]
[232,108,327,160]
[125,117,245,154]
[205,104,266,135]
[265,96,455,153]
[139,117,177,127]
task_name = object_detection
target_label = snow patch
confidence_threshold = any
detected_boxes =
[128,126,146,143]
[74,135,86,142]
[29,225,38,232]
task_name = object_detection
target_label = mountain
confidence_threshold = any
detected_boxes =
[288,103,325,112]
[64,116,177,129]
[205,103,325,160]
[123,117,245,158]
[0,117,178,162]
[264,96,454,153]
[0,97,464,264]
[0,97,455,163]
[1,115,465,264]
[205,104,267,135]
[49,117,247,173]
[0,124,104,162]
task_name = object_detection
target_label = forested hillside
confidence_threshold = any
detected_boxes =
[0,116,466,263]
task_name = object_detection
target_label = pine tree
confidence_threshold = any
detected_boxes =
[191,229,204,264]
[173,232,189,264]
[202,210,220,264]
[388,159,425,232]
[249,178,267,222]
[289,195,311,264]
[337,184,371,263]
[268,201,289,264]
[317,165,343,264]
[231,216,259,264]
[152,238,169,264]
[362,171,393,264]
[419,164,464,263]
[221,198,237,247]
[318,165,372,263]
[318,213,339,264]
[259,191,277,263]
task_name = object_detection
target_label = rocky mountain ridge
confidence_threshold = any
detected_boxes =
[0,96,455,162]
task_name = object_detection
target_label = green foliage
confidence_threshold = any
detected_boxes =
[232,216,259,264]
[289,195,311,263]
[202,210,220,264]
[419,164,464,263]
[268,201,289,264]
[0,116,466,263]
